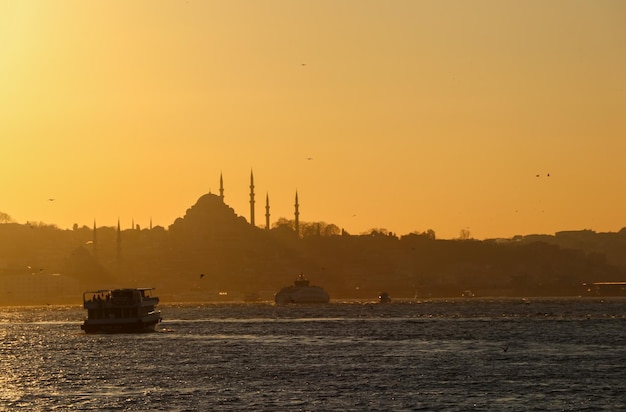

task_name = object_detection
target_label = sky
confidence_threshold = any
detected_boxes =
[1,0,625,240]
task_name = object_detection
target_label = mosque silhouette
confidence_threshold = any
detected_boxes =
[89,171,305,266]
[213,171,301,235]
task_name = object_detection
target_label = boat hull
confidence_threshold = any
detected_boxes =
[81,313,161,334]
[274,287,330,305]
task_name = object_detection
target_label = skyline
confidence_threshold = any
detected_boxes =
[1,1,625,239]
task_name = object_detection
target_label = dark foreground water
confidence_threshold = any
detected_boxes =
[1,298,625,411]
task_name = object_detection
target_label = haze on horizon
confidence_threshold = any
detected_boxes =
[1,1,625,240]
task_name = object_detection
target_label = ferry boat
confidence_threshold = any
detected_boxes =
[274,274,330,305]
[81,288,162,333]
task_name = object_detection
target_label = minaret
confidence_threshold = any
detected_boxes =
[116,217,122,273]
[249,170,256,226]
[265,192,270,230]
[150,217,153,230]
[116,219,122,264]
[294,190,300,238]
[219,172,224,201]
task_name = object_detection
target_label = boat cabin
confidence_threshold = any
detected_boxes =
[83,288,159,321]
[294,274,310,287]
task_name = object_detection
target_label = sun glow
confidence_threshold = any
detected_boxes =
[1,1,625,239]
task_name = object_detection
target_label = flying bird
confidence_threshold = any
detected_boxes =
[200,274,204,279]
[48,198,55,201]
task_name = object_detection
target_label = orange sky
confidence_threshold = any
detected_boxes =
[1,0,625,239]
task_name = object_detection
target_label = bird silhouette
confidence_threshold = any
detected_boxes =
[200,274,204,279]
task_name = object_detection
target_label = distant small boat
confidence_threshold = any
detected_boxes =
[378,292,391,303]
[274,274,330,305]
[243,292,262,302]
[81,288,162,334]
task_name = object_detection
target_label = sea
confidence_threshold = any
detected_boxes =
[1,298,625,411]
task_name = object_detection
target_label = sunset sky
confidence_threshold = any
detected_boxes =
[1,1,625,239]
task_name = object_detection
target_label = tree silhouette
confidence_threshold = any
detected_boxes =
[0,211,13,224]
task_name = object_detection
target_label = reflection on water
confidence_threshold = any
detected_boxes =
[1,298,625,411]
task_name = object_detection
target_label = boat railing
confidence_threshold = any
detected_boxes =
[83,291,159,308]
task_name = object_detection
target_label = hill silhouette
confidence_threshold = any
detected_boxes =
[1,194,625,304]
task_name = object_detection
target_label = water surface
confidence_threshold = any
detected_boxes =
[1,298,625,411]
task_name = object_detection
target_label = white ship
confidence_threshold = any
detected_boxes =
[274,274,330,305]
